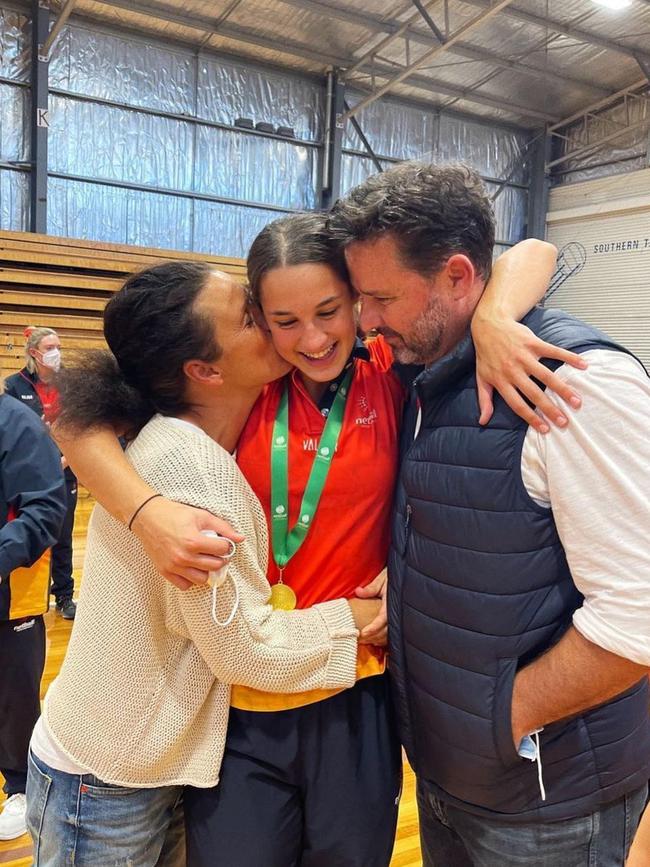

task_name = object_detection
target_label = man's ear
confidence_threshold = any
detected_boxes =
[183,359,224,387]
[445,254,476,298]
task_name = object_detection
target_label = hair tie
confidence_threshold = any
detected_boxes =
[128,493,164,532]
[24,326,35,338]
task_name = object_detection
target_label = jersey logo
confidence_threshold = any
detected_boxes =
[355,409,377,426]
[355,394,377,426]
[21,395,34,400]
[303,437,340,452]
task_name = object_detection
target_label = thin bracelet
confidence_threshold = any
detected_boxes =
[128,493,163,531]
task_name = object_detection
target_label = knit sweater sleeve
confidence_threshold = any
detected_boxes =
[158,432,359,694]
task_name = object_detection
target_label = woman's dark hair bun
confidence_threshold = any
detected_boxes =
[57,261,221,437]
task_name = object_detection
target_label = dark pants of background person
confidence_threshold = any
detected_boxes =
[417,776,649,867]
[0,616,46,796]
[184,674,402,867]
[50,472,77,606]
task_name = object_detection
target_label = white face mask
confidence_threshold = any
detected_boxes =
[39,348,61,372]
[201,531,239,627]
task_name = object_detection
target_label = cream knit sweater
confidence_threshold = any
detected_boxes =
[42,415,358,788]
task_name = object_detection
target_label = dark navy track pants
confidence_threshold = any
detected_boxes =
[184,674,402,867]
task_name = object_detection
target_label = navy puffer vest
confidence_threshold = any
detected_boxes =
[388,307,650,821]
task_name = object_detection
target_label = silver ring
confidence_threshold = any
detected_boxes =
[221,538,236,560]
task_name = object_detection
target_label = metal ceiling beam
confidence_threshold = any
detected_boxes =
[93,0,349,66]
[436,20,570,116]
[460,0,650,67]
[94,0,557,123]
[635,54,650,81]
[412,0,446,44]
[40,0,78,59]
[343,0,516,120]
[277,0,612,97]
[547,115,650,170]
[197,0,245,49]
[547,79,650,171]
[345,0,433,77]
[548,78,648,133]
[356,62,557,123]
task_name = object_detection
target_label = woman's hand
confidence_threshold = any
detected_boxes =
[471,311,588,434]
[130,497,244,590]
[354,568,388,646]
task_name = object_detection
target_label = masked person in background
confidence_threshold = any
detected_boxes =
[0,368,66,840]
[5,327,77,620]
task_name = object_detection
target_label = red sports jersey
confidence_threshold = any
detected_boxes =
[232,336,405,711]
[34,380,60,424]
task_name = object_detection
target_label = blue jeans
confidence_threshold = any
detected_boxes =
[26,751,185,866]
[417,778,648,866]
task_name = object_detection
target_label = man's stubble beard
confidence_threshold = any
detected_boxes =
[389,294,450,366]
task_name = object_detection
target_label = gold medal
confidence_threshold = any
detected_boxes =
[270,583,297,610]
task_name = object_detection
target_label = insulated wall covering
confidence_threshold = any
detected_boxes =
[0,167,28,230]
[194,126,318,210]
[197,57,323,142]
[0,7,29,230]
[0,82,27,163]
[485,183,527,247]
[342,93,528,246]
[47,176,283,257]
[45,21,322,253]
[552,97,650,185]
[0,8,530,255]
[344,95,437,161]
[48,95,195,191]
[49,25,197,115]
[0,7,29,81]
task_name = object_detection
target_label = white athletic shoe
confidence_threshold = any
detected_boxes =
[0,792,27,840]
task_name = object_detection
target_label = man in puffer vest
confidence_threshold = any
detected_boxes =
[330,163,650,866]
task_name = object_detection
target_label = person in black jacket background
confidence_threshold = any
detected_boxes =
[4,326,77,620]
[0,375,66,840]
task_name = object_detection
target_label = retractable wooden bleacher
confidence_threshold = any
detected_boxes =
[0,229,247,378]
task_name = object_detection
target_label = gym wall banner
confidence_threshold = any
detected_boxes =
[545,169,650,370]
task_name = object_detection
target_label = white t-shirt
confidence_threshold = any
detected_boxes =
[521,348,650,667]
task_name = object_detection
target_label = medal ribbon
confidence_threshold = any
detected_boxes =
[271,368,353,574]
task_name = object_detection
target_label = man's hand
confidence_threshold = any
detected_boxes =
[510,627,648,750]
[131,497,244,590]
[355,568,388,646]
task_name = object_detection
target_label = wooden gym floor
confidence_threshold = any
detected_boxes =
[0,492,423,866]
